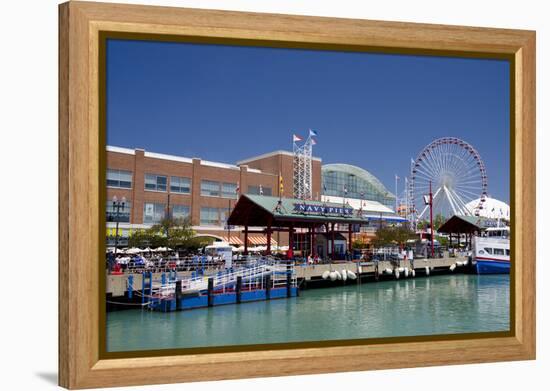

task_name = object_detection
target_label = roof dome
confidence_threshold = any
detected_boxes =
[465,197,510,219]
[322,164,393,197]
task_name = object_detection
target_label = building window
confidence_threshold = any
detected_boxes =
[201,180,220,197]
[170,176,191,194]
[106,200,131,223]
[172,204,190,221]
[248,185,272,196]
[106,169,132,189]
[221,182,238,199]
[145,174,167,192]
[321,168,395,209]
[200,207,221,226]
[219,209,229,225]
[143,202,166,224]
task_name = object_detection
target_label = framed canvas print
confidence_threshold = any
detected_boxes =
[58,1,536,389]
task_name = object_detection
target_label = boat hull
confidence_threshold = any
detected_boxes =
[475,258,510,274]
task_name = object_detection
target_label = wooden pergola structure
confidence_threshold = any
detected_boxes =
[437,215,495,248]
[227,194,378,259]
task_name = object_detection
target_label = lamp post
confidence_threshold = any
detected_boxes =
[429,182,434,258]
[112,195,126,257]
[422,182,434,258]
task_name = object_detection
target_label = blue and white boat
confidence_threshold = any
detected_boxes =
[473,226,510,274]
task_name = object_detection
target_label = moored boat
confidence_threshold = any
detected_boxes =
[473,226,510,274]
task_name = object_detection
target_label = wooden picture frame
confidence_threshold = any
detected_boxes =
[59,1,536,389]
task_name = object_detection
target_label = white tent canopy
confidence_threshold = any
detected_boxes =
[465,197,510,219]
[154,246,173,252]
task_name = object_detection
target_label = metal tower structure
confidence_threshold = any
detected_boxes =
[406,159,417,227]
[293,130,316,200]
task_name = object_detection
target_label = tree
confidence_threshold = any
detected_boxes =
[352,239,369,249]
[128,217,210,250]
[417,220,428,230]
[371,225,416,247]
[417,214,447,231]
[437,235,448,247]
[433,213,447,231]
[127,229,164,248]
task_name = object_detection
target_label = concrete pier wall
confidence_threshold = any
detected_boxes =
[107,256,469,297]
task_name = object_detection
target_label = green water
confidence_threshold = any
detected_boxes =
[106,274,509,352]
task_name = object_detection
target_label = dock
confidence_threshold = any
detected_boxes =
[106,256,471,311]
[108,261,299,312]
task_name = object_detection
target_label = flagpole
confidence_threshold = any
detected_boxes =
[227,198,231,244]
[407,177,410,220]
[394,175,398,213]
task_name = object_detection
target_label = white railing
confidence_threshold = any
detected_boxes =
[150,261,295,297]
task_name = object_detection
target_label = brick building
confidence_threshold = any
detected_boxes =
[106,146,321,247]
[106,146,402,250]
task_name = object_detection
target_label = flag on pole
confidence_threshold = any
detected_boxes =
[309,129,318,137]
[293,134,303,143]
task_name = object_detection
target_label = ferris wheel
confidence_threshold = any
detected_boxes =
[410,137,488,220]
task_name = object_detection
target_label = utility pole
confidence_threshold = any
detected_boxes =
[112,196,126,257]
[395,174,399,213]
[429,181,434,258]
[166,193,171,239]
[227,198,231,244]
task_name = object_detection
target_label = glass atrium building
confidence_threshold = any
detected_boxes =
[321,163,396,210]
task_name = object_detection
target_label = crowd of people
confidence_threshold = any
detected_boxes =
[106,250,227,274]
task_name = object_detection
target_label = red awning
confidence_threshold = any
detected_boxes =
[221,236,244,245]
[247,236,278,246]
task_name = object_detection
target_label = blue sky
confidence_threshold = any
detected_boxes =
[106,39,510,203]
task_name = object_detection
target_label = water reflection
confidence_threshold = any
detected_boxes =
[107,274,509,352]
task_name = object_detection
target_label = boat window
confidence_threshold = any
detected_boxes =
[506,249,510,256]
[483,248,493,254]
[494,248,504,255]
[478,250,485,255]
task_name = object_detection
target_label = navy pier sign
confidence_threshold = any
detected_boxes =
[293,203,354,216]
